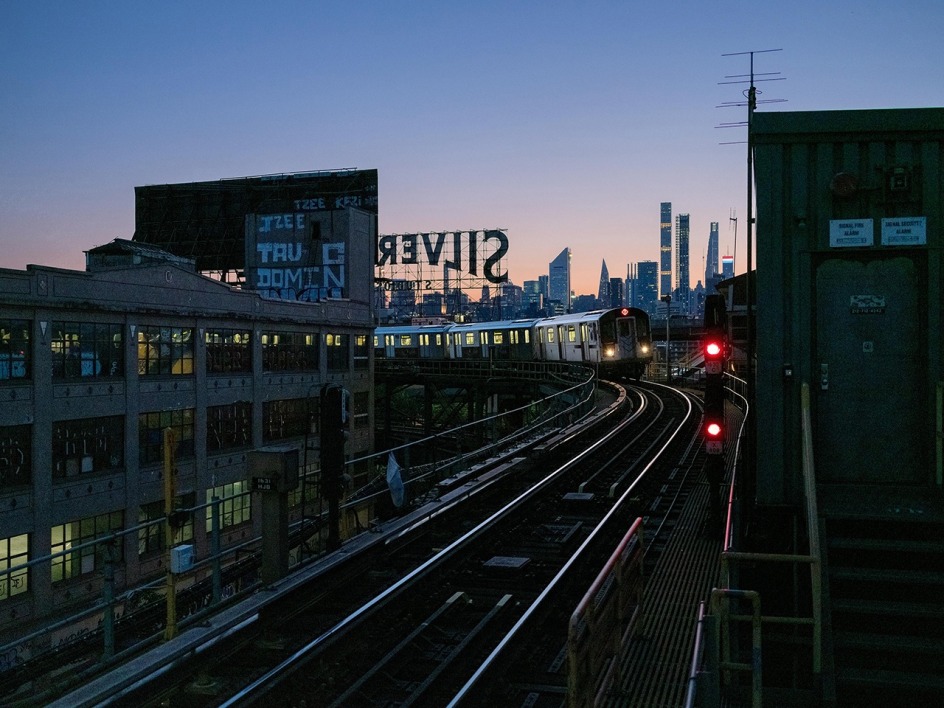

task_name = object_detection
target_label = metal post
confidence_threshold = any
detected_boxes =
[211,495,222,605]
[661,294,672,383]
[102,534,116,661]
[163,428,177,641]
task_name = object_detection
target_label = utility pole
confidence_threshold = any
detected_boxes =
[661,294,672,384]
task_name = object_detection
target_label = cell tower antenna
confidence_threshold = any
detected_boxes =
[717,47,785,494]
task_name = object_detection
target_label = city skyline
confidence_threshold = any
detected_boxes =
[2,2,941,296]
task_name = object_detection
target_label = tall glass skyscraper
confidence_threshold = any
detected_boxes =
[675,213,690,300]
[636,260,658,315]
[705,221,719,286]
[660,202,672,299]
[598,259,610,304]
[549,247,571,310]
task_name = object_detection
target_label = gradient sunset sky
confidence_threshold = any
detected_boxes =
[2,1,941,296]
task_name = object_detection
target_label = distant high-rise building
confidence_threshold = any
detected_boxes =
[538,275,549,300]
[598,259,610,305]
[705,221,719,286]
[722,254,734,280]
[660,202,672,298]
[609,277,623,308]
[636,261,658,316]
[675,213,691,312]
[549,247,572,310]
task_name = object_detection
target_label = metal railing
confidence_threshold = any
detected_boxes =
[686,380,823,707]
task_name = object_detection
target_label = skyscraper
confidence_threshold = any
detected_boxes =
[660,202,672,299]
[548,247,571,311]
[675,213,691,311]
[705,221,719,286]
[722,254,734,280]
[598,259,610,305]
[636,261,658,316]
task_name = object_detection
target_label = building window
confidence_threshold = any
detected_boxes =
[206,481,251,532]
[207,401,252,452]
[139,494,194,557]
[139,409,195,465]
[0,425,31,490]
[325,333,349,371]
[0,533,29,601]
[0,319,30,381]
[51,511,123,584]
[205,329,252,374]
[52,416,124,479]
[353,334,369,371]
[137,326,194,375]
[51,322,123,379]
[261,331,319,372]
[263,399,313,442]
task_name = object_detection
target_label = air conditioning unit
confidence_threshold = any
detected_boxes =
[170,544,194,574]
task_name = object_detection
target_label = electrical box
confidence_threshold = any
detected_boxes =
[170,544,194,574]
[249,446,300,493]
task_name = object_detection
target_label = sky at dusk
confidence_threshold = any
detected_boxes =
[2,1,941,297]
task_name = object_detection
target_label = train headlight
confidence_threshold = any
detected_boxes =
[640,344,649,354]
[605,346,616,358]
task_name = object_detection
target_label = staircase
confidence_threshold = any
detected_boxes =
[823,512,944,705]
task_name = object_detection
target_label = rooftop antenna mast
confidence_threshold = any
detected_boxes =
[729,208,737,275]
[717,47,785,509]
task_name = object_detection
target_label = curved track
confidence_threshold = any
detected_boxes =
[69,382,705,707]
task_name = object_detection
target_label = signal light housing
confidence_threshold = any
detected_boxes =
[703,417,724,455]
[704,337,725,375]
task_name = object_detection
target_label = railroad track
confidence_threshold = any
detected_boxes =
[56,381,705,707]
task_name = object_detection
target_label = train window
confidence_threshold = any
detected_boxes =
[399,334,413,346]
[493,332,504,345]
[435,334,442,345]
[480,332,488,345]
[546,327,555,343]
[385,335,394,347]
[419,334,428,346]
[465,332,475,345]
[525,330,530,344]
[510,331,518,345]
[568,326,576,343]
[373,335,379,347]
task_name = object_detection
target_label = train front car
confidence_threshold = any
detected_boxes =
[597,306,652,380]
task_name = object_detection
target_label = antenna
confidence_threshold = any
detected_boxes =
[717,48,784,493]
[729,208,738,274]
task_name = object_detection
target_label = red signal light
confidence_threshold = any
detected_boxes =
[620,307,630,316]
[705,341,722,358]
[705,421,723,437]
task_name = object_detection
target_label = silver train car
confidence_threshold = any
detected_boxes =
[375,307,652,379]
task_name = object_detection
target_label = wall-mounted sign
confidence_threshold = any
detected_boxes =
[881,217,926,246]
[829,219,873,247]
[849,295,886,314]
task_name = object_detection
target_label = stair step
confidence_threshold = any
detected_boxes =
[829,566,944,584]
[832,597,944,619]
[834,631,944,655]
[827,535,944,555]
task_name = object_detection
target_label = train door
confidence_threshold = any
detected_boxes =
[617,316,637,357]
[814,255,925,484]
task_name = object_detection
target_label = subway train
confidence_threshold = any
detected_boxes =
[375,306,653,380]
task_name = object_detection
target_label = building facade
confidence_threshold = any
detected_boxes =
[548,247,572,311]
[660,202,672,299]
[0,240,374,641]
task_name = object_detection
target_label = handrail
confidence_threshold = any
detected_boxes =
[692,381,823,706]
